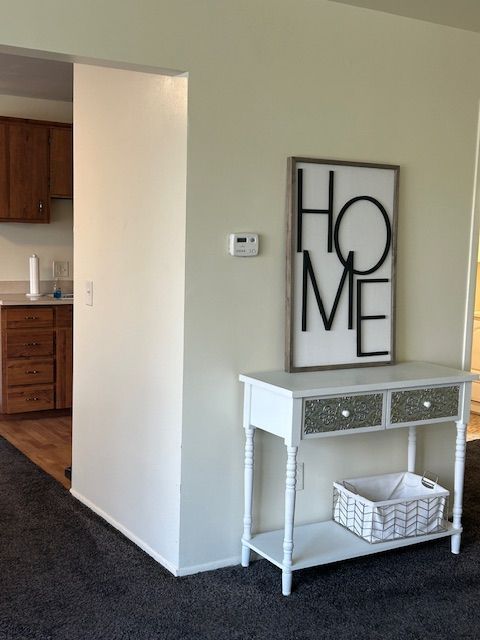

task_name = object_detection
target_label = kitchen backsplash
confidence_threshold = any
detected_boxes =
[0,200,72,280]
[0,280,74,295]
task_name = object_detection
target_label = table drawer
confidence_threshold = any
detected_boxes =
[6,331,54,358]
[303,393,384,436]
[389,385,460,426]
[5,307,54,329]
[6,359,54,386]
[6,385,54,413]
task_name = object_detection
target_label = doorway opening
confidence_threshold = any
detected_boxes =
[0,51,73,486]
[463,103,480,441]
[0,48,188,497]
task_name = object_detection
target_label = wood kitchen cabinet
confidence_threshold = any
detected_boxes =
[0,304,73,414]
[0,116,73,223]
[8,122,50,222]
[49,127,73,198]
[55,306,73,409]
[0,123,8,219]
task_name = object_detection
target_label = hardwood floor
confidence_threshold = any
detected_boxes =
[468,412,480,441]
[0,415,71,488]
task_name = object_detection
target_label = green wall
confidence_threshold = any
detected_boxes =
[1,0,478,571]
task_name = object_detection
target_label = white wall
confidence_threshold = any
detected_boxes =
[71,64,187,570]
[0,94,73,284]
[0,0,479,575]
[0,93,72,122]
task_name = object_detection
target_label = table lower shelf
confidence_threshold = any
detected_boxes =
[244,520,460,572]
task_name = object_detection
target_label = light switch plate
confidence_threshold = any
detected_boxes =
[85,280,93,306]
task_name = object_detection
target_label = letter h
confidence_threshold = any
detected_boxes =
[297,168,334,254]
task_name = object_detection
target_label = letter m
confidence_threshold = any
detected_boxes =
[302,250,354,332]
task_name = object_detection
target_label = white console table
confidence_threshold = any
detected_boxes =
[239,362,476,595]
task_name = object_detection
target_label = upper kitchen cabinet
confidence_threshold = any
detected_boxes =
[0,124,8,219]
[0,117,73,223]
[49,127,73,198]
[8,122,50,223]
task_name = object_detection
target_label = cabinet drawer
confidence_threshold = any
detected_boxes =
[389,385,460,426]
[6,359,54,386]
[6,330,54,358]
[303,393,384,436]
[6,385,54,413]
[5,307,54,329]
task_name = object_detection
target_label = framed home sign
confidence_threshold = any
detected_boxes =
[286,157,399,372]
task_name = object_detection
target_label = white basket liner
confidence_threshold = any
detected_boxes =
[333,471,449,543]
[334,471,449,506]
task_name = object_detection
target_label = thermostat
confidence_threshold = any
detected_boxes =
[229,233,259,257]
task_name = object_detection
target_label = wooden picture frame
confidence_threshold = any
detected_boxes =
[286,157,399,372]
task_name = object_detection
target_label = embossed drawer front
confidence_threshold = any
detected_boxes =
[389,385,460,425]
[5,307,53,329]
[303,393,384,436]
[6,330,54,359]
[6,385,54,413]
[6,359,54,386]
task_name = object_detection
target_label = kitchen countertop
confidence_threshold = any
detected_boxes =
[0,294,73,306]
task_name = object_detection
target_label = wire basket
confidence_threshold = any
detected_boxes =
[333,471,449,544]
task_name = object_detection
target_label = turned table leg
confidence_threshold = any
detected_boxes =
[282,445,298,596]
[451,420,467,554]
[242,425,255,567]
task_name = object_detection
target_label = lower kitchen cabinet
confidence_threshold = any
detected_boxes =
[55,306,73,409]
[0,304,73,414]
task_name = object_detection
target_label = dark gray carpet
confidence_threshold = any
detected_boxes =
[1,438,480,640]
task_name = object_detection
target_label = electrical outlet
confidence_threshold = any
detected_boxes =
[296,462,304,491]
[53,261,69,278]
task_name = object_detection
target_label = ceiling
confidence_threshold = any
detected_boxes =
[330,0,480,33]
[0,52,72,102]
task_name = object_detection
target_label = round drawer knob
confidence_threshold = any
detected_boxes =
[423,400,432,409]
[341,409,350,418]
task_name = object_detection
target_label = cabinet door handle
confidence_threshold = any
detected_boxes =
[23,342,40,347]
[423,401,432,409]
[25,370,39,375]
[24,316,39,321]
[38,201,44,213]
[341,409,351,418]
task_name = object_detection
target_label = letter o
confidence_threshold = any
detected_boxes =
[333,196,392,276]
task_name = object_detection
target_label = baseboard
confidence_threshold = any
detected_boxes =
[0,408,72,421]
[70,488,241,578]
[177,555,241,577]
[70,488,179,576]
